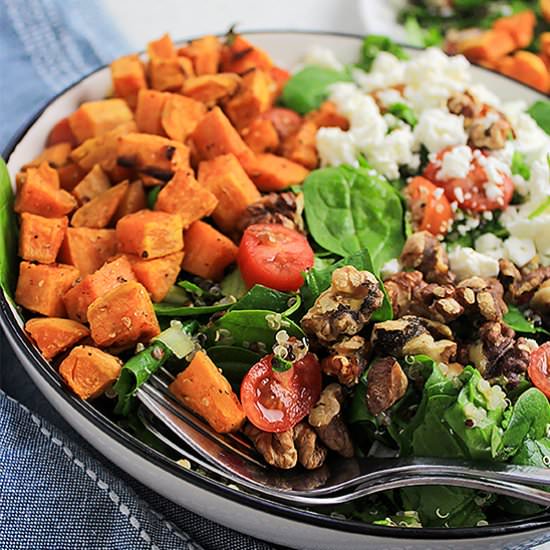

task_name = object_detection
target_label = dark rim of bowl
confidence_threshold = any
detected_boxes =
[2,29,550,542]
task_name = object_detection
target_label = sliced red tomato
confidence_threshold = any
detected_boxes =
[240,353,322,432]
[405,176,454,236]
[423,147,514,212]
[528,342,550,398]
[238,224,314,292]
[260,108,302,141]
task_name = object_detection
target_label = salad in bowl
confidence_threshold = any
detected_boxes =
[2,30,550,533]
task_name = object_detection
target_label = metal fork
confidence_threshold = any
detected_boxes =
[137,370,550,507]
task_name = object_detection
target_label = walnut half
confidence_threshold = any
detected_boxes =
[366,357,408,416]
[243,423,297,469]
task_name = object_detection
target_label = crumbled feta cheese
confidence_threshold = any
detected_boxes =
[365,126,416,180]
[302,45,344,71]
[468,84,501,108]
[448,247,499,280]
[376,88,404,108]
[315,127,358,168]
[381,258,402,279]
[414,109,468,153]
[352,52,405,93]
[436,145,472,180]
[475,233,504,260]
[483,182,504,203]
[503,237,537,267]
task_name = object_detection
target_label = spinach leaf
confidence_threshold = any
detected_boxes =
[153,299,234,317]
[387,103,418,128]
[205,309,304,351]
[0,158,17,299]
[527,101,550,136]
[220,268,247,299]
[358,35,409,72]
[281,66,352,115]
[503,304,549,335]
[206,345,262,386]
[231,284,296,314]
[303,165,405,271]
[512,438,550,470]
[404,16,443,48]
[511,151,531,181]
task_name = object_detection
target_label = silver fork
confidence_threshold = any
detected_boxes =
[137,370,550,507]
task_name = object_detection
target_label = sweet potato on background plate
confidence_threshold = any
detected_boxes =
[111,54,148,109]
[114,180,147,221]
[246,153,309,191]
[161,94,206,142]
[135,89,169,135]
[18,213,68,264]
[178,35,221,75]
[71,164,111,205]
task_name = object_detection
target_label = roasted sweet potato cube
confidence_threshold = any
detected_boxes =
[181,221,237,281]
[111,54,147,109]
[24,142,72,169]
[270,66,291,100]
[47,117,78,147]
[155,170,218,228]
[70,121,137,173]
[306,100,349,130]
[241,118,279,154]
[114,180,147,221]
[57,162,86,192]
[281,120,319,169]
[128,251,184,302]
[15,163,77,217]
[147,33,176,59]
[116,209,183,259]
[182,73,241,107]
[71,180,129,229]
[59,346,122,399]
[493,10,536,49]
[178,35,221,75]
[247,153,309,191]
[58,227,118,277]
[225,69,272,130]
[459,30,516,62]
[25,318,90,360]
[198,154,260,233]
[116,133,190,184]
[68,99,134,144]
[221,35,273,73]
[161,94,206,142]
[19,213,68,264]
[15,262,79,317]
[135,89,169,135]
[72,164,111,205]
[87,281,160,347]
[149,57,186,92]
[63,255,137,323]
[497,51,550,93]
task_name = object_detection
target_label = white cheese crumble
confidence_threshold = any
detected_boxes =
[380,258,402,280]
[414,109,468,153]
[376,88,404,109]
[436,145,473,180]
[352,52,405,93]
[302,45,344,72]
[503,237,537,267]
[316,127,358,168]
[475,233,504,260]
[448,247,500,280]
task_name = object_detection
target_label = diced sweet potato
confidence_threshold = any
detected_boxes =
[225,69,272,130]
[114,180,147,221]
[241,118,279,154]
[116,133,190,184]
[178,35,221,75]
[306,100,349,130]
[25,318,90,360]
[281,120,319,169]
[15,163,77,217]
[191,107,255,168]
[497,51,550,93]
[24,142,72,169]
[182,73,241,107]
[198,154,261,233]
[58,228,118,277]
[147,33,176,59]
[247,153,310,191]
[87,281,160,347]
[155,170,218,228]
[59,346,122,400]
[63,255,137,323]
[47,117,78,147]
[70,121,137,173]
[128,251,184,302]
[149,57,186,92]
[161,94,206,142]
[68,99,134,144]
[459,30,516,62]
[181,221,237,281]
[493,10,536,49]
[116,209,183,259]
[111,54,147,109]
[72,164,111,205]
[221,35,273,74]
[135,89,169,135]
[57,162,86,191]
[19,213,68,264]
[270,66,291,99]
[543,0,550,22]
[169,350,245,433]
[15,262,79,317]
[71,181,129,229]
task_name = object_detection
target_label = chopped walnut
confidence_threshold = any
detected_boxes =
[400,231,454,285]
[447,90,483,121]
[531,280,550,314]
[366,357,408,416]
[301,266,383,344]
[309,383,354,458]
[455,277,508,321]
[293,422,328,470]
[410,282,464,323]
[237,191,304,236]
[243,423,297,469]
[384,271,426,318]
[500,259,550,305]
[321,335,366,386]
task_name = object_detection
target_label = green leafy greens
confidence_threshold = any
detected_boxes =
[0,158,16,299]
[527,101,550,136]
[358,35,409,72]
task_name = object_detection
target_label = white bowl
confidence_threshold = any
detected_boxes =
[2,31,549,550]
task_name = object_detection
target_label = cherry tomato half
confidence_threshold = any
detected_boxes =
[240,353,322,433]
[423,147,514,212]
[238,223,314,292]
[405,176,454,236]
[260,108,302,141]
[528,342,550,399]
